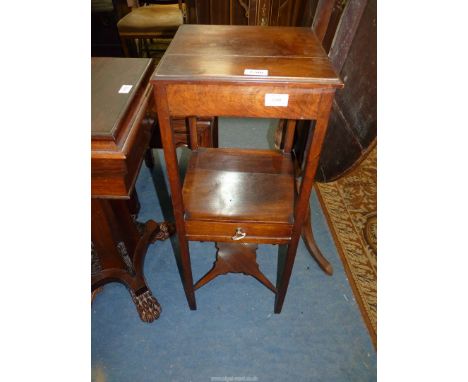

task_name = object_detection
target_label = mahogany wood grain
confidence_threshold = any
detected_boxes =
[274,91,334,313]
[165,84,326,119]
[194,243,276,293]
[92,199,128,271]
[183,148,294,224]
[158,57,339,85]
[155,84,197,310]
[92,57,155,198]
[151,25,342,313]
[186,0,308,27]
[91,198,169,322]
[185,220,292,244]
[183,148,294,244]
[159,25,339,82]
[91,57,174,322]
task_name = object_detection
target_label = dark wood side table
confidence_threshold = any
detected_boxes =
[91,57,173,322]
[151,25,343,313]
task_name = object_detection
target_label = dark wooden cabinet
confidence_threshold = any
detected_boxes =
[185,0,311,26]
[91,57,173,322]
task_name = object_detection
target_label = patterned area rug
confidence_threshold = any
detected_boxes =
[316,144,377,347]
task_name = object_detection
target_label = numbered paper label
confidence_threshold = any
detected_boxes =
[265,93,289,107]
[118,85,133,94]
[244,69,269,76]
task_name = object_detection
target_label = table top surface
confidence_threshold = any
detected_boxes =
[92,57,153,139]
[152,25,342,86]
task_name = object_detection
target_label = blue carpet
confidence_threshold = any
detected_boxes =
[92,118,376,382]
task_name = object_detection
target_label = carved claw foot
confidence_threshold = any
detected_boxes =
[150,222,175,243]
[130,289,161,323]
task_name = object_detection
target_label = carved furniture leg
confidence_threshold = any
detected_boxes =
[129,287,161,322]
[91,199,172,323]
[194,242,276,293]
[125,220,164,322]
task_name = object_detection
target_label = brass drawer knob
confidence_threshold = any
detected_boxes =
[231,227,246,241]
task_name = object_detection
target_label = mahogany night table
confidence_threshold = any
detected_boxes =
[151,25,343,313]
[91,57,173,322]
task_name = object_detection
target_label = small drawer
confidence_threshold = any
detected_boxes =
[185,220,292,244]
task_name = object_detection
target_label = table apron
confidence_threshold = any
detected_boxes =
[165,84,325,119]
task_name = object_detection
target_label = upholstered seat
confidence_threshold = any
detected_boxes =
[117,2,185,57]
[117,4,183,35]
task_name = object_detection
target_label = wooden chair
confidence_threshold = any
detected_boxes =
[117,0,185,57]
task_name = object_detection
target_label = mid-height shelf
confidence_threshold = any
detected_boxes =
[182,148,295,243]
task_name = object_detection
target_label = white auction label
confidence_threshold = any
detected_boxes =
[244,69,269,76]
[118,84,133,94]
[265,93,289,107]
